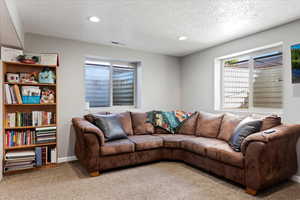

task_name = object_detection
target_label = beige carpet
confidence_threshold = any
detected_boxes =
[0,161,300,200]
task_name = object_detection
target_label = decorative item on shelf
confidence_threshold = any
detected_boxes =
[20,72,38,83]
[16,54,40,64]
[1,47,23,62]
[21,86,41,104]
[40,53,59,66]
[39,68,56,84]
[40,88,55,104]
[6,73,20,83]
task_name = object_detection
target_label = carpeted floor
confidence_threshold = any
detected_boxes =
[0,161,300,200]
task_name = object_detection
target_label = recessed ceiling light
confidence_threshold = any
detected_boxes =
[88,16,100,23]
[178,36,188,41]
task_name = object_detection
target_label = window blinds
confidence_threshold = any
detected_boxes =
[112,67,135,106]
[85,64,110,107]
[222,51,283,110]
[223,60,250,109]
[253,53,283,108]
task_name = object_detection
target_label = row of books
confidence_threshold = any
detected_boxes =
[35,146,57,166]
[5,130,36,147]
[4,150,35,172]
[4,84,22,104]
[4,147,57,172]
[6,111,56,127]
[4,84,55,104]
[36,127,56,144]
[5,127,56,147]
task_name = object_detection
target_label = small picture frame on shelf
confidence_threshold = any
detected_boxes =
[6,73,20,83]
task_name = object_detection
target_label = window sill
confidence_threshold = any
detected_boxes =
[87,105,138,113]
[215,108,283,116]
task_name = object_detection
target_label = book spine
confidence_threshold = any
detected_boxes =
[5,84,12,104]
[35,147,42,167]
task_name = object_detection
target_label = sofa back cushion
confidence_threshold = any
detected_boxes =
[176,112,199,135]
[84,112,133,136]
[155,127,170,134]
[217,113,244,141]
[93,114,128,141]
[131,112,155,135]
[117,112,134,135]
[261,115,281,131]
[84,112,110,123]
[250,114,282,131]
[196,112,224,138]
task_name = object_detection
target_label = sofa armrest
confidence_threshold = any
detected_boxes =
[241,124,300,155]
[72,117,105,145]
[242,124,300,191]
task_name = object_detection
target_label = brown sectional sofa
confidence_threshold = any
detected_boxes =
[72,111,300,195]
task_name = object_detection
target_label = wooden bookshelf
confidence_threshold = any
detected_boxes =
[5,142,56,150]
[2,61,58,175]
[3,61,57,68]
[5,103,56,106]
[5,124,57,130]
[4,82,56,86]
[3,163,58,175]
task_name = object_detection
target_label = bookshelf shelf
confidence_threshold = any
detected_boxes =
[5,103,56,106]
[5,124,57,130]
[5,142,57,150]
[2,61,57,68]
[4,82,56,86]
[2,60,58,175]
[3,163,58,175]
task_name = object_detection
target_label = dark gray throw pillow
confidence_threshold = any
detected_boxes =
[93,114,128,141]
[229,117,262,152]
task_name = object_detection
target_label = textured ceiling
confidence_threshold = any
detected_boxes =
[14,0,300,56]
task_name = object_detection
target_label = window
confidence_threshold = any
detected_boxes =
[219,46,283,112]
[85,60,137,107]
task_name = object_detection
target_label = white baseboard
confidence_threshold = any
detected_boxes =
[57,156,77,163]
[291,175,300,183]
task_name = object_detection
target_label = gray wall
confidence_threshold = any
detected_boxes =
[25,33,181,159]
[180,19,300,174]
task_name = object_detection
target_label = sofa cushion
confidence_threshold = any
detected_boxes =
[251,114,282,131]
[84,112,111,123]
[229,117,262,152]
[155,134,196,148]
[218,113,244,142]
[181,137,225,156]
[131,112,155,135]
[196,112,224,138]
[206,144,244,168]
[128,135,163,151]
[155,127,170,134]
[100,139,135,156]
[176,112,199,135]
[117,112,134,135]
[261,115,281,131]
[93,114,128,141]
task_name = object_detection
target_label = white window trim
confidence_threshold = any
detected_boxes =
[214,42,284,115]
[85,60,138,109]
